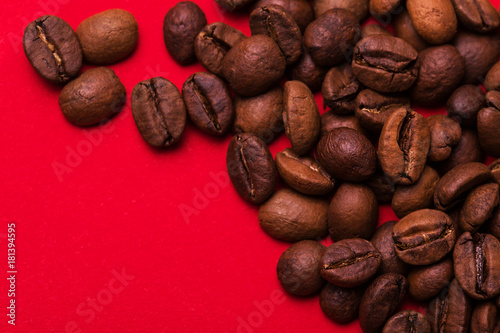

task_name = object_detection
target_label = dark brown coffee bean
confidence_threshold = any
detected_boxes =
[250,0,314,33]
[222,35,286,97]
[452,0,500,33]
[407,257,454,301]
[359,273,407,333]
[131,77,186,147]
[447,85,486,128]
[471,301,498,333]
[76,9,138,65]
[487,90,500,109]
[59,67,125,126]
[226,134,276,204]
[275,148,335,195]
[426,115,462,163]
[182,72,234,136]
[319,283,365,324]
[369,0,403,21]
[276,240,326,296]
[283,80,320,155]
[478,106,500,157]
[23,15,82,83]
[288,46,329,92]
[352,35,418,93]
[316,127,377,182]
[454,232,500,300]
[436,128,485,174]
[258,189,329,241]
[320,111,369,138]
[215,0,255,11]
[361,24,392,38]
[303,9,360,67]
[393,209,456,265]
[383,310,431,333]
[485,61,500,92]
[313,0,369,22]
[460,183,499,233]
[378,107,431,185]
[366,170,396,204]
[249,5,302,65]
[163,1,207,65]
[406,0,457,45]
[194,22,246,76]
[393,9,429,52]
[492,159,500,185]
[320,238,381,288]
[328,183,378,241]
[371,221,410,276]
[322,63,361,114]
[485,206,500,239]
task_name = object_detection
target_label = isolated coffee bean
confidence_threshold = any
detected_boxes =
[426,115,462,162]
[406,0,457,45]
[320,238,381,288]
[382,310,431,333]
[131,77,186,148]
[452,0,500,33]
[485,61,500,92]
[59,67,125,126]
[226,134,276,204]
[23,15,82,83]
[250,0,314,33]
[313,0,369,22]
[407,257,454,301]
[369,0,403,22]
[447,85,486,127]
[436,128,485,174]
[360,24,392,38]
[320,111,369,138]
[471,301,498,333]
[371,221,410,276]
[322,63,361,114]
[393,9,429,52]
[276,240,326,296]
[163,1,207,65]
[288,46,329,92]
[478,106,500,157]
[319,283,365,324]
[460,183,499,233]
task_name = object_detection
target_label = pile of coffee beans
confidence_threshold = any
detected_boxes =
[23,0,500,331]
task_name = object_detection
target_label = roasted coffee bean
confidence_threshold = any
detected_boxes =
[320,238,381,288]
[492,159,500,185]
[316,127,377,182]
[406,0,457,45]
[251,0,314,33]
[436,128,485,174]
[393,9,429,52]
[226,134,276,204]
[283,80,320,155]
[485,207,500,239]
[382,310,431,333]
[392,166,440,218]
[478,106,500,157]
[182,72,234,136]
[471,301,498,333]
[366,170,396,204]
[392,209,456,265]
[249,5,302,65]
[76,9,138,65]
[215,0,255,11]
[487,90,500,109]
[322,63,361,114]
[23,15,82,83]
[371,221,410,276]
[275,148,335,195]
[407,257,454,301]
[163,1,207,65]
[447,85,486,127]
[359,273,407,333]
[454,232,500,300]
[276,240,326,296]
[460,183,499,232]
[485,61,500,92]
[288,46,329,92]
[258,189,329,241]
[328,183,378,241]
[319,283,365,324]
[369,0,403,22]
[222,35,286,97]
[194,22,246,76]
[320,111,369,138]
[131,77,186,147]
[452,0,500,33]
[352,35,418,94]
[313,0,369,22]
[427,278,473,333]
[59,67,125,126]
[434,162,491,211]
[378,107,430,185]
[426,115,462,162]
[303,9,360,67]
[361,24,392,38]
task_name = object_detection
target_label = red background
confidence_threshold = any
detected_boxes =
[1,0,498,332]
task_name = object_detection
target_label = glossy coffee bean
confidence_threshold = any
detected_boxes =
[447,84,486,128]
[371,221,410,276]
[313,0,369,22]
[426,115,462,163]
[320,111,369,138]
[478,106,500,157]
[322,63,361,114]
[471,301,498,333]
[319,283,365,324]
[436,128,485,174]
[485,61,500,92]
[393,9,429,52]
[250,0,314,33]
[407,257,454,301]
[382,310,431,333]
[452,0,500,33]
[460,183,499,233]
[406,0,457,45]
[288,46,329,92]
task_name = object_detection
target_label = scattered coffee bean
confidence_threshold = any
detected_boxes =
[313,0,369,22]
[406,0,457,45]
[366,170,397,205]
[470,301,498,333]
[447,84,486,127]
[322,63,361,114]
[478,105,500,157]
[360,24,392,38]
[460,183,499,232]
[288,46,329,92]
[320,111,368,138]
[407,257,454,301]
[485,61,500,92]
[250,0,314,33]
[426,115,462,163]
[382,310,431,333]
[452,0,500,33]
[491,159,500,185]
[371,221,410,276]
[393,9,429,52]
[436,128,485,174]
[215,0,255,11]
[319,283,365,324]
[369,0,403,22]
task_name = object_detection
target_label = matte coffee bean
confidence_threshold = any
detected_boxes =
[460,183,499,233]
[258,189,329,242]
[487,90,500,110]
[328,183,378,241]
[319,283,365,324]
[426,115,462,162]
[452,0,500,33]
[369,0,403,21]
[222,35,286,97]
[320,238,381,288]
[275,148,335,195]
[215,0,255,11]
[352,35,418,93]
[76,9,138,65]
[226,134,276,204]
[131,77,186,148]
[392,209,456,265]
[23,15,82,83]
[492,159,500,185]
[485,61,500,92]
[383,310,431,333]
[393,9,429,52]
[378,107,431,185]
[313,0,369,22]
[361,24,392,39]
[447,85,486,127]
[359,273,407,333]
[288,46,329,92]
[407,257,454,301]
[322,63,361,114]
[251,0,314,33]
[59,67,125,126]
[478,106,500,157]
[371,221,410,276]
[163,1,207,65]
[276,240,326,296]
[182,72,234,136]
[471,301,498,333]
[366,170,396,204]
[406,0,457,45]
[320,111,369,138]
[486,207,500,239]
[436,129,485,174]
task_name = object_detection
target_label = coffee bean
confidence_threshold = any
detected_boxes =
[131,77,186,147]
[366,170,397,204]
[392,209,456,265]
[23,15,82,83]
[320,111,370,138]
[328,183,378,241]
[453,232,500,300]
[436,128,485,174]
[215,0,255,11]
[470,301,498,333]
[447,84,486,127]
[378,107,430,185]
[59,67,125,126]
[426,115,462,163]
[258,189,329,241]
[371,221,410,276]
[182,72,234,136]
[369,0,403,21]
[407,257,454,301]
[382,310,431,333]
[452,0,500,33]
[491,159,500,185]
[319,283,365,324]
[487,90,500,109]
[320,238,381,288]
[478,106,500,157]
[485,61,500,92]
[313,0,369,22]
[322,63,361,114]
[485,206,500,240]
[226,134,276,204]
[275,148,335,195]
[393,9,429,52]
[163,1,207,65]
[288,46,329,92]
[361,24,392,39]
[406,0,457,45]
[276,240,326,296]
[352,35,418,93]
[250,0,314,33]
[460,183,499,233]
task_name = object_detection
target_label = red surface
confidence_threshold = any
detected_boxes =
[1,1,498,332]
